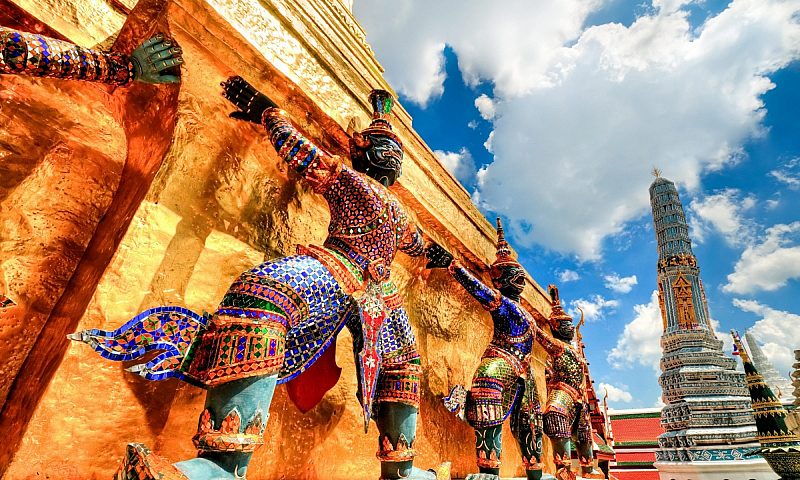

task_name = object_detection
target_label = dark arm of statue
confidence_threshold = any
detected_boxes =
[222,75,340,193]
[425,242,501,310]
[0,28,183,84]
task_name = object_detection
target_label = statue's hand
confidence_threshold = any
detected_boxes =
[221,75,278,124]
[425,242,453,269]
[130,34,183,84]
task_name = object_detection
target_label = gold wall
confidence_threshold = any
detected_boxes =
[0,0,557,478]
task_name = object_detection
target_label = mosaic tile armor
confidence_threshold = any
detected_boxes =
[433,219,551,480]
[1,27,182,85]
[70,82,448,480]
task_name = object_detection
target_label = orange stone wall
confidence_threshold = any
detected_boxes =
[0,0,558,478]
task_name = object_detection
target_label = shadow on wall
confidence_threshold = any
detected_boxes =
[0,0,181,471]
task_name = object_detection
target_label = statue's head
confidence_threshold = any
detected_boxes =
[350,90,403,187]
[548,285,575,342]
[490,218,526,299]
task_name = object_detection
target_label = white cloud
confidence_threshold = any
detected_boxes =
[483,131,495,154]
[475,94,497,120]
[353,0,601,105]
[723,222,800,294]
[769,157,800,189]
[356,0,800,260]
[434,148,477,185]
[732,298,798,374]
[557,269,581,283]
[599,382,634,403]
[608,290,664,372]
[569,295,619,322]
[478,2,800,259]
[604,273,638,293]
[689,189,757,246]
[467,120,479,130]
[710,318,736,362]
[766,198,781,210]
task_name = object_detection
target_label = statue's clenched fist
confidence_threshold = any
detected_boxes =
[131,34,183,84]
[425,242,454,269]
[221,75,279,123]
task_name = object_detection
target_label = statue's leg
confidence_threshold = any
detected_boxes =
[174,375,277,479]
[510,384,549,480]
[542,391,577,480]
[375,401,421,479]
[174,254,348,480]
[463,357,519,478]
[472,425,503,477]
[373,304,449,480]
[575,406,603,479]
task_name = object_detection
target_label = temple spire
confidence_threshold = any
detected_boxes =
[731,330,800,479]
[745,331,795,403]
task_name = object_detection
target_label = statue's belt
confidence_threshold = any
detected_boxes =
[322,237,391,282]
[548,381,583,404]
[484,345,528,377]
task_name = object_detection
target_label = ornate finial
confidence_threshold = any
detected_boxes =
[369,89,394,120]
[652,167,662,178]
[491,217,521,271]
[548,284,560,306]
[731,330,751,363]
[548,284,572,322]
[360,89,402,146]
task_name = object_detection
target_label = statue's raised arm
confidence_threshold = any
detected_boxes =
[1,27,183,84]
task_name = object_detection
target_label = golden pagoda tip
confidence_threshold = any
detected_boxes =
[652,167,662,178]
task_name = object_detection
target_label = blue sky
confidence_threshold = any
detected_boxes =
[353,0,800,408]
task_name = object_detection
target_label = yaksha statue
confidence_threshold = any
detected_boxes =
[1,27,183,84]
[69,76,448,480]
[426,219,553,480]
[530,286,604,480]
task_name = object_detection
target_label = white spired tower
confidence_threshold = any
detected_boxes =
[648,172,776,480]
[744,331,795,404]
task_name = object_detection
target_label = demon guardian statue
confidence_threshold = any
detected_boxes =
[68,76,449,480]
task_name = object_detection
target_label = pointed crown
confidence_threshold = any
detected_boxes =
[548,284,573,322]
[360,89,402,146]
[491,218,522,273]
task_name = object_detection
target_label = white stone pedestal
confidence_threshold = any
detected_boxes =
[655,458,778,480]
